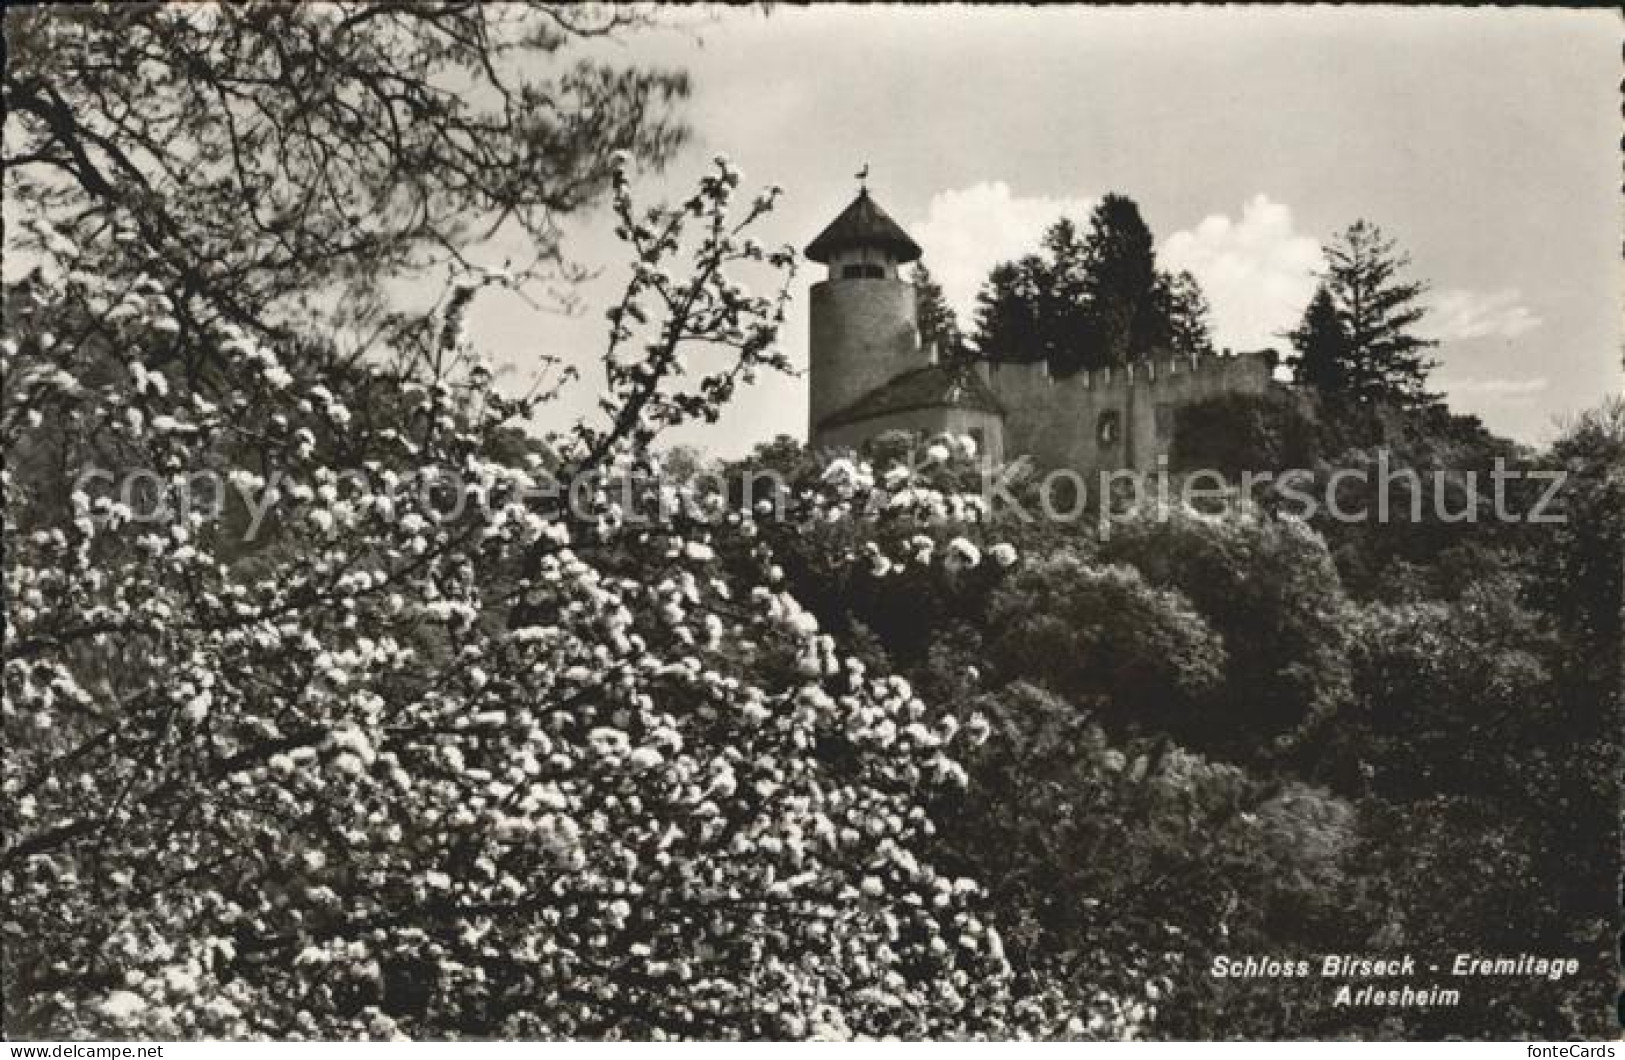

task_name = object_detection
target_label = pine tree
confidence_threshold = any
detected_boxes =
[912,261,967,362]
[1319,220,1440,407]
[1078,193,1165,366]
[1288,284,1352,395]
[1160,269,1216,355]
[1039,217,1094,371]
[971,255,1048,363]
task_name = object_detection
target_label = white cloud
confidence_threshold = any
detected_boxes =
[909,182,1095,321]
[1437,375,1549,399]
[1421,288,1542,342]
[1160,194,1324,353]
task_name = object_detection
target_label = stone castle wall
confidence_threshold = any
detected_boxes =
[983,349,1274,475]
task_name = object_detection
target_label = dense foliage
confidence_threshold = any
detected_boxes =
[725,404,1619,1039]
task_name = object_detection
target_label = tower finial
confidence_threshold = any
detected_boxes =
[855,162,869,191]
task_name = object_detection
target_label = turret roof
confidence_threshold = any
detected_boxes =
[805,189,922,264]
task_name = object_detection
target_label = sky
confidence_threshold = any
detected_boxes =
[463,5,1622,457]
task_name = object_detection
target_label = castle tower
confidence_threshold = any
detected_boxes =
[805,187,927,440]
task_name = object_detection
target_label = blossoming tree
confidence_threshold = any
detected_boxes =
[0,142,1133,1038]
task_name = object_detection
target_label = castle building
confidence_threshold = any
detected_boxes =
[805,188,1276,474]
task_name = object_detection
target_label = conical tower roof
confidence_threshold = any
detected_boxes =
[805,189,922,264]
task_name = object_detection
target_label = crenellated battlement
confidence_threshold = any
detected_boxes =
[983,347,1276,402]
[983,347,1277,474]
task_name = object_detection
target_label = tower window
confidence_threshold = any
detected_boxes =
[840,263,887,279]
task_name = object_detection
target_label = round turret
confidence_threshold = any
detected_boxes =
[805,188,931,439]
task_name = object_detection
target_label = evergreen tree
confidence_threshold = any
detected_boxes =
[1160,269,1216,355]
[1287,283,1352,395]
[1319,220,1440,407]
[1078,193,1167,367]
[1039,217,1095,370]
[971,255,1048,363]
[912,261,967,361]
